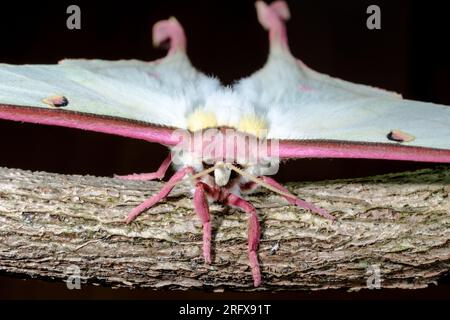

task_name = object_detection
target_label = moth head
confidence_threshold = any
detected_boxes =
[198,158,279,187]
[199,160,246,187]
[179,115,278,186]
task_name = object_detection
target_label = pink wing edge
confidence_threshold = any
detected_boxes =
[2,4,448,164]
[0,18,191,146]
[0,104,179,147]
[1,104,449,163]
[277,140,450,163]
[253,2,449,164]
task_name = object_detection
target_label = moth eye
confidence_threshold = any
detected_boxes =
[229,163,243,180]
[387,129,415,143]
[201,161,214,170]
[42,95,69,108]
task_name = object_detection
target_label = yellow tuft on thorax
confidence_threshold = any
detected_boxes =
[187,109,268,138]
[187,109,218,132]
[238,115,268,138]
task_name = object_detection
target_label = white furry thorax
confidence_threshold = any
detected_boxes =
[169,128,280,190]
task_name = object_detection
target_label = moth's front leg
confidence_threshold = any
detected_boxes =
[260,176,335,221]
[115,153,172,181]
[225,193,261,287]
[193,182,213,264]
[125,166,194,223]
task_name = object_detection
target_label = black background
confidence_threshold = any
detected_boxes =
[0,0,449,299]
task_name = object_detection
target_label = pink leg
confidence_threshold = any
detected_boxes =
[261,176,335,221]
[193,182,212,264]
[225,193,261,287]
[115,154,172,181]
[239,181,259,194]
[125,167,193,223]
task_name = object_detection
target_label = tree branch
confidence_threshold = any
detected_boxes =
[0,166,449,291]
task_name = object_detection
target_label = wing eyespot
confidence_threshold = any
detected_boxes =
[42,95,69,108]
[387,130,415,143]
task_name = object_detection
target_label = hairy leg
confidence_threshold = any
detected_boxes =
[115,153,172,181]
[260,176,334,221]
[239,181,259,194]
[125,166,193,223]
[225,193,261,287]
[193,182,212,264]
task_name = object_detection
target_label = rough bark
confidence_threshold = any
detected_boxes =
[0,166,448,291]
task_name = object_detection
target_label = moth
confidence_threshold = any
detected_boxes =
[0,1,449,287]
